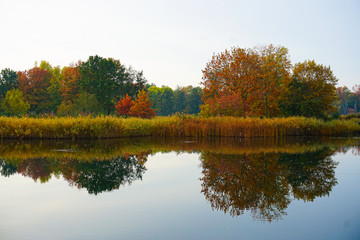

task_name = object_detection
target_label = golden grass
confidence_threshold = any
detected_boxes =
[0,115,358,139]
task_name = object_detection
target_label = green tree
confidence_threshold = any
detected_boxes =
[147,86,174,116]
[123,67,147,98]
[173,86,186,113]
[280,60,338,118]
[56,101,76,116]
[147,86,161,113]
[185,86,203,115]
[78,55,129,114]
[0,68,18,100]
[74,91,101,115]
[159,87,174,115]
[1,89,30,116]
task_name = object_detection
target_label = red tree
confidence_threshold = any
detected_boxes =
[17,67,50,112]
[115,94,134,116]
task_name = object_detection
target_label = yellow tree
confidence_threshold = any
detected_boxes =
[1,89,30,116]
[255,45,291,117]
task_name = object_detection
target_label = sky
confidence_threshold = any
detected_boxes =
[0,0,359,89]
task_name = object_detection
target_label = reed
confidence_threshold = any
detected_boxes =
[0,115,358,139]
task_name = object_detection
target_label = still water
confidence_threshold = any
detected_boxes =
[0,137,359,240]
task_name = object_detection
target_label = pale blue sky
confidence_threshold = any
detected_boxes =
[0,0,359,89]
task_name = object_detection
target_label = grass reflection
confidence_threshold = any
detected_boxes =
[0,137,358,217]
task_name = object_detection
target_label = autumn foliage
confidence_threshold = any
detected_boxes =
[115,94,134,116]
[201,45,291,117]
[60,66,81,103]
[17,67,50,112]
[129,90,156,119]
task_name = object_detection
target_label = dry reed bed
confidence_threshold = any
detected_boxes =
[0,116,358,139]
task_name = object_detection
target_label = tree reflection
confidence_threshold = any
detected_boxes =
[200,147,338,221]
[0,160,17,177]
[62,154,148,195]
[0,138,354,215]
[278,147,338,201]
[0,151,150,195]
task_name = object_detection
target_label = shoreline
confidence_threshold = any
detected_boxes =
[0,115,358,139]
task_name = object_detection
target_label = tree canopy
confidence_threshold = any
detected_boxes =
[201,45,341,118]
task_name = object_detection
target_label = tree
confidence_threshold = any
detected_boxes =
[115,94,134,116]
[39,61,62,112]
[129,90,156,118]
[78,55,130,114]
[185,86,203,114]
[123,66,147,97]
[200,152,290,221]
[254,45,291,117]
[17,67,50,113]
[201,47,262,117]
[74,91,101,115]
[59,66,81,103]
[56,101,76,116]
[0,68,18,100]
[173,87,186,113]
[336,86,353,115]
[148,86,174,116]
[1,89,30,116]
[280,60,338,118]
[63,155,147,195]
[278,147,338,202]
[148,86,161,114]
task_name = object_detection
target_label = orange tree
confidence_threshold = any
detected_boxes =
[201,47,261,117]
[129,90,156,119]
[200,45,291,117]
[115,94,134,117]
[59,66,81,103]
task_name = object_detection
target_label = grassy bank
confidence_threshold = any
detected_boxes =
[0,115,358,139]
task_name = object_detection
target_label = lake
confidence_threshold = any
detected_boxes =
[0,137,359,240]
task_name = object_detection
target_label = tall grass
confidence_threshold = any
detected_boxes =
[0,115,358,139]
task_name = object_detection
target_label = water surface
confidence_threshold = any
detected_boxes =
[0,137,359,239]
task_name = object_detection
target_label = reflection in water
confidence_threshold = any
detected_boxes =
[0,137,358,218]
[279,149,338,201]
[0,152,150,195]
[200,147,338,222]
[62,155,148,195]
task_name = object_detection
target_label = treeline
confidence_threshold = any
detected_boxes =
[147,85,202,115]
[0,55,203,117]
[200,44,360,119]
[336,85,360,115]
[0,48,358,119]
